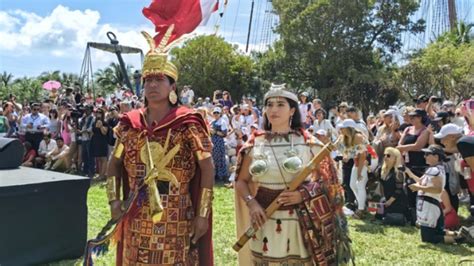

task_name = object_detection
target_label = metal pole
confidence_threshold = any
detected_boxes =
[246,0,255,52]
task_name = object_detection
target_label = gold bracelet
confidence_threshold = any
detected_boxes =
[112,142,125,159]
[198,187,213,219]
[106,176,119,203]
[195,150,212,161]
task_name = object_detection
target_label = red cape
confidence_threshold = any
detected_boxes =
[120,106,213,266]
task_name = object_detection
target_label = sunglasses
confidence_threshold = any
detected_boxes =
[424,153,435,157]
[33,108,40,111]
[213,112,220,114]
[384,154,391,158]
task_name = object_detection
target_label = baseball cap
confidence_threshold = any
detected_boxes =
[421,145,446,159]
[432,111,450,121]
[300,92,309,97]
[250,123,258,129]
[413,94,429,103]
[212,107,222,114]
[433,123,463,139]
[408,109,427,117]
[339,119,357,129]
[384,109,397,117]
[442,100,455,107]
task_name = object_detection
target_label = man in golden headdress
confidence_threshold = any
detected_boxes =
[102,26,214,265]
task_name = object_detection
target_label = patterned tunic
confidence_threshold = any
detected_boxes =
[115,109,212,266]
[247,134,321,265]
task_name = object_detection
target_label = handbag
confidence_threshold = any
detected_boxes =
[383,213,406,226]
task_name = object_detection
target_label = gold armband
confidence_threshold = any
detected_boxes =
[106,176,119,203]
[112,142,125,159]
[198,188,213,219]
[195,150,212,161]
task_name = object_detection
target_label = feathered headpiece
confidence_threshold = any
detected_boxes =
[141,25,179,81]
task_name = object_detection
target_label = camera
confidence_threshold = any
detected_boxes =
[431,97,442,103]
[397,165,405,172]
[334,156,343,162]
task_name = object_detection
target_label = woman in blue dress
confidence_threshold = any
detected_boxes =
[210,106,229,181]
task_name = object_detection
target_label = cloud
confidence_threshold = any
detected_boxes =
[0,4,251,75]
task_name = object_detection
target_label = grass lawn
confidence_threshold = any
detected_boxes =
[48,182,473,265]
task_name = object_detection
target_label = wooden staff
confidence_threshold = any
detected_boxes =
[233,141,336,252]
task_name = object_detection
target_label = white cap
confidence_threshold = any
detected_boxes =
[250,123,258,129]
[442,100,454,106]
[316,129,327,136]
[212,107,222,114]
[300,92,309,97]
[339,119,357,129]
[434,123,463,139]
[384,109,396,116]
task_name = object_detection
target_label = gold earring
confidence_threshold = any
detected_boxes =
[168,90,178,105]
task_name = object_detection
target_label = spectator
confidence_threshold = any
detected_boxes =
[435,123,474,221]
[210,107,229,181]
[193,97,204,108]
[315,129,330,144]
[79,105,95,178]
[405,145,462,244]
[338,119,369,217]
[35,132,57,168]
[44,137,70,171]
[22,103,50,151]
[397,108,430,225]
[22,141,36,167]
[91,108,109,180]
[41,102,51,117]
[185,85,195,105]
[49,109,60,138]
[379,147,408,224]
[313,108,336,141]
[3,102,18,137]
[298,92,312,123]
[347,106,369,138]
[0,107,10,137]
[219,90,233,109]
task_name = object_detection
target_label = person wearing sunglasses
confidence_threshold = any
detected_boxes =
[21,103,51,151]
[404,145,465,244]
[379,148,408,225]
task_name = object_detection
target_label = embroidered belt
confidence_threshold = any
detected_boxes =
[255,187,293,210]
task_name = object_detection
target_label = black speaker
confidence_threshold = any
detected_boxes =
[0,138,24,169]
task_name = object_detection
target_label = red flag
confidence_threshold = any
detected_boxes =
[143,0,218,47]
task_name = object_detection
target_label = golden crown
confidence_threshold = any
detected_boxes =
[141,25,179,82]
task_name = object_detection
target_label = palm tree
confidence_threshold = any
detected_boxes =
[1,71,13,88]
[94,63,133,95]
[59,72,80,87]
[38,70,61,84]
[454,21,473,44]
[12,77,43,102]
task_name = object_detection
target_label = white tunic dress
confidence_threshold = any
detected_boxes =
[248,133,321,265]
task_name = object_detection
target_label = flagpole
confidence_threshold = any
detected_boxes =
[245,0,255,52]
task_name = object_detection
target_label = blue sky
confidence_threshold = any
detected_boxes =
[0,0,269,78]
[0,0,472,78]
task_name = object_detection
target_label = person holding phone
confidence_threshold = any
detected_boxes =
[404,145,464,244]
[21,103,51,151]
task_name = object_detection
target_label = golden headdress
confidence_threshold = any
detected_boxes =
[141,25,179,82]
[264,83,298,103]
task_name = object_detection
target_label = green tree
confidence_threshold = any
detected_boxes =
[170,35,256,101]
[258,0,424,112]
[94,63,133,95]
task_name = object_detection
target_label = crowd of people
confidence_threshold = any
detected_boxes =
[1,83,473,247]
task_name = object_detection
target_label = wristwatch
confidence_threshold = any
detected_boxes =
[244,195,254,204]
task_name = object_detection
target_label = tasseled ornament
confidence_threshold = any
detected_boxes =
[287,239,290,253]
[276,219,282,233]
[252,234,257,240]
[263,237,269,253]
[289,208,294,215]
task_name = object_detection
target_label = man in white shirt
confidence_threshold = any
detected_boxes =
[22,103,51,151]
[346,106,370,139]
[44,137,70,171]
[34,132,57,168]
